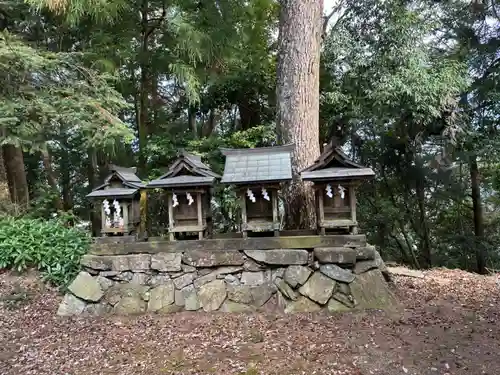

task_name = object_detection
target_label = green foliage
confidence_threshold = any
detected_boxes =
[0,32,133,154]
[0,217,90,286]
[190,123,274,158]
[24,0,128,25]
[2,0,497,274]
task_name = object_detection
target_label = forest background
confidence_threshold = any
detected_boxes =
[1,0,499,283]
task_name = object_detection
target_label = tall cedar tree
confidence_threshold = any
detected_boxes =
[277,0,322,229]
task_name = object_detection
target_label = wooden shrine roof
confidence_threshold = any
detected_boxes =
[87,165,144,199]
[220,144,294,185]
[87,188,138,199]
[147,151,220,188]
[301,141,375,182]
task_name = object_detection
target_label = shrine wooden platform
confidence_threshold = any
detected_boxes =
[90,231,367,255]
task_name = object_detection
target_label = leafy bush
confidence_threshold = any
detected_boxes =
[0,217,90,286]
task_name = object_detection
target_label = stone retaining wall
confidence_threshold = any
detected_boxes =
[57,246,398,316]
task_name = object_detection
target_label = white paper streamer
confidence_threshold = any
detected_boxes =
[326,184,333,198]
[247,188,256,203]
[103,199,111,216]
[338,185,346,199]
[186,192,194,205]
[261,188,270,201]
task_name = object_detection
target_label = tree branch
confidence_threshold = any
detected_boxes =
[145,1,167,39]
[321,2,346,40]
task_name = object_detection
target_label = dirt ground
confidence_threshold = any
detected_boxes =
[0,268,499,375]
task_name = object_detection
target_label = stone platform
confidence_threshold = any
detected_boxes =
[57,235,398,316]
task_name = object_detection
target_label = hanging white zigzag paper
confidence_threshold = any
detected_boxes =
[186,192,194,205]
[103,199,111,216]
[247,188,256,203]
[112,200,121,217]
[325,184,333,198]
[261,187,270,201]
[338,184,346,199]
[172,193,179,207]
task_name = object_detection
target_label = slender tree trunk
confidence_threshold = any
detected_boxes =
[415,167,431,268]
[0,142,8,203]
[87,149,100,237]
[238,97,261,130]
[150,72,159,135]
[41,149,63,211]
[138,0,150,176]
[276,0,322,229]
[0,146,6,183]
[60,150,73,211]
[470,154,486,274]
[2,144,29,207]
[202,109,218,137]
[189,106,198,139]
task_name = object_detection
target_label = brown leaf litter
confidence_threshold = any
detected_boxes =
[0,267,499,375]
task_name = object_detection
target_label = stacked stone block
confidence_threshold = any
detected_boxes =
[58,246,396,316]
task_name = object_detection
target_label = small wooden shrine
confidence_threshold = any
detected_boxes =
[147,151,220,240]
[220,145,293,237]
[301,141,374,235]
[87,165,144,236]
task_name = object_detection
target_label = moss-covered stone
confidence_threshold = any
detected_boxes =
[350,269,399,310]
[68,272,104,302]
[148,282,175,312]
[198,279,227,311]
[298,271,336,305]
[284,296,321,313]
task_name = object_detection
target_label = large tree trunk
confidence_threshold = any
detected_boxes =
[2,144,29,207]
[276,0,322,229]
[470,154,486,274]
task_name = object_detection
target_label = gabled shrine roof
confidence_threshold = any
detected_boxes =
[86,188,138,199]
[301,141,375,181]
[147,150,220,188]
[86,165,144,199]
[220,144,293,184]
[106,165,144,188]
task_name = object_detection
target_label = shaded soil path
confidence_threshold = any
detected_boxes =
[0,268,499,375]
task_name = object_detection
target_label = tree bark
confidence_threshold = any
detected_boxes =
[470,154,486,274]
[138,2,150,177]
[276,0,322,229]
[41,149,63,211]
[60,149,73,211]
[202,109,218,137]
[2,144,29,207]
[188,106,198,139]
[0,144,6,183]
[87,148,101,237]
[415,164,432,268]
[238,97,261,130]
